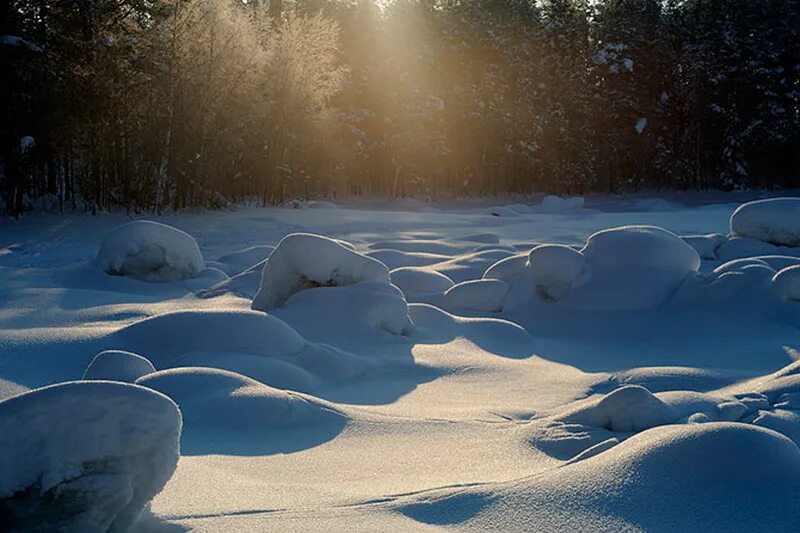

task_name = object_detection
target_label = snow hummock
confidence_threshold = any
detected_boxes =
[252,233,391,310]
[82,349,156,383]
[730,197,800,247]
[444,279,510,312]
[97,220,206,282]
[527,244,586,301]
[538,195,585,213]
[0,381,181,532]
[562,385,676,432]
[391,266,454,295]
[772,265,800,302]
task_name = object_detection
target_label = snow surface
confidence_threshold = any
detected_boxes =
[2,192,800,531]
[0,381,180,531]
[97,220,206,282]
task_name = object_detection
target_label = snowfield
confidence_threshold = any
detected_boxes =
[1,193,800,531]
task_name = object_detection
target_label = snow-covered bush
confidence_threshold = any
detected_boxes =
[82,349,156,383]
[97,220,205,282]
[772,265,800,302]
[0,381,181,532]
[444,279,510,312]
[482,253,527,281]
[252,233,390,310]
[730,197,800,247]
[527,244,587,301]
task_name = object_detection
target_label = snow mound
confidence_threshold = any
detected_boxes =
[97,220,205,282]
[574,225,700,310]
[390,267,454,294]
[216,245,274,275]
[82,349,156,383]
[564,385,676,432]
[730,197,800,246]
[112,310,372,391]
[444,279,510,313]
[136,367,344,438]
[482,253,527,281]
[252,233,390,310]
[538,195,585,213]
[527,244,587,301]
[682,233,727,260]
[406,423,800,531]
[772,265,800,302]
[0,381,180,532]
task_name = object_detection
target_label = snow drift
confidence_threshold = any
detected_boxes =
[97,220,205,282]
[0,381,181,532]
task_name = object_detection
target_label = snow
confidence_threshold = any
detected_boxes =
[730,197,800,246]
[527,244,587,301]
[772,265,800,302]
[3,192,800,531]
[538,195,585,213]
[97,220,206,282]
[252,233,390,309]
[635,117,647,134]
[444,279,510,312]
[0,381,180,532]
[82,349,156,383]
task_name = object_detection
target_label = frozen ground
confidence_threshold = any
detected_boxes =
[1,193,799,531]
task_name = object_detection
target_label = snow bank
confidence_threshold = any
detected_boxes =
[730,197,800,246]
[82,349,156,383]
[97,220,205,282]
[772,265,800,302]
[444,279,510,312]
[252,233,390,310]
[538,195,585,213]
[527,244,586,301]
[0,381,181,532]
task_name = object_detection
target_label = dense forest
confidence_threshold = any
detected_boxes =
[2,0,799,215]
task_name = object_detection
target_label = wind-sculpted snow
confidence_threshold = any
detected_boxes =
[97,220,206,282]
[772,265,800,302]
[0,381,181,532]
[731,197,800,246]
[400,423,800,532]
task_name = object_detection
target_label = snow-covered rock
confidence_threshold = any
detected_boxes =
[97,220,205,282]
[444,279,510,312]
[772,265,800,302]
[574,225,701,310]
[390,267,454,294]
[565,385,676,432]
[483,253,527,281]
[527,244,587,301]
[252,233,390,310]
[82,349,156,383]
[730,197,800,246]
[0,381,181,532]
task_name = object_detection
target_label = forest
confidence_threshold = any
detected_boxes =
[2,0,799,215]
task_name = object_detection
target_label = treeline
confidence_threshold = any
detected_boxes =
[2,0,799,215]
